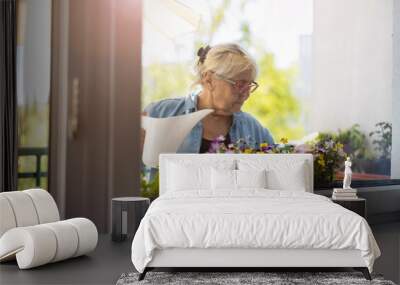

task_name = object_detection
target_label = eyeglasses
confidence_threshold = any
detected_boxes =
[214,73,259,94]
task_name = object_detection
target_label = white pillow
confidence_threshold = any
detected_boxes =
[237,159,309,192]
[167,162,209,191]
[266,163,307,191]
[211,168,236,190]
[167,160,235,192]
[211,169,267,191]
[237,169,267,189]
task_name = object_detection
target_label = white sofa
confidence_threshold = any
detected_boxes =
[0,189,98,269]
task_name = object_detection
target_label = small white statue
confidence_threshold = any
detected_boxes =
[343,157,352,189]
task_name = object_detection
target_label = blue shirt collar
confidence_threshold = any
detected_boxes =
[182,91,198,113]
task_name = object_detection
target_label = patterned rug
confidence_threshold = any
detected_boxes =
[116,271,396,285]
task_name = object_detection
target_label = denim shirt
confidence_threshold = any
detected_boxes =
[144,91,275,154]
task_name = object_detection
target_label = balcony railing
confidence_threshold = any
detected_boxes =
[18,147,48,187]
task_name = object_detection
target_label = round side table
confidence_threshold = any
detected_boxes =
[111,197,150,242]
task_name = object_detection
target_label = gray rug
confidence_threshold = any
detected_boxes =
[116,271,397,285]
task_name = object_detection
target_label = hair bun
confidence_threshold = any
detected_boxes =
[197,45,211,64]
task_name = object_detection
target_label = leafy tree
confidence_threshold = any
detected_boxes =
[142,63,193,108]
[242,54,303,141]
[369,122,392,160]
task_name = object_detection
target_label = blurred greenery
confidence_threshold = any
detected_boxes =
[17,103,49,191]
[336,124,371,160]
[369,122,392,160]
[18,177,48,191]
[316,122,392,176]
[334,124,375,173]
[242,54,303,141]
[140,171,159,199]
[142,0,304,141]
[142,64,194,108]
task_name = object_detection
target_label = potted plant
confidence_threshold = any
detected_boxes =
[335,124,373,173]
[140,171,159,202]
[207,135,347,189]
[368,121,392,175]
[306,134,347,188]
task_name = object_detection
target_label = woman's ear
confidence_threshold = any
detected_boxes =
[202,72,215,91]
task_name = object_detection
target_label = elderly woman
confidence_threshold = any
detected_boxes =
[142,43,274,154]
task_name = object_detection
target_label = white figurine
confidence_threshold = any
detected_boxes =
[343,157,352,189]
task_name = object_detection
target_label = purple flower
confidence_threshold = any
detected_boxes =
[208,141,221,153]
[215,135,225,142]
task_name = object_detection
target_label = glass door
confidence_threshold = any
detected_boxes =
[16,0,52,190]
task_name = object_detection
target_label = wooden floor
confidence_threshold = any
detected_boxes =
[1,223,399,285]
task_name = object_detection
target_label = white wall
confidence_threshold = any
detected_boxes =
[311,0,392,136]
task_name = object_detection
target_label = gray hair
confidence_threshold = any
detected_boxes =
[194,43,258,86]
